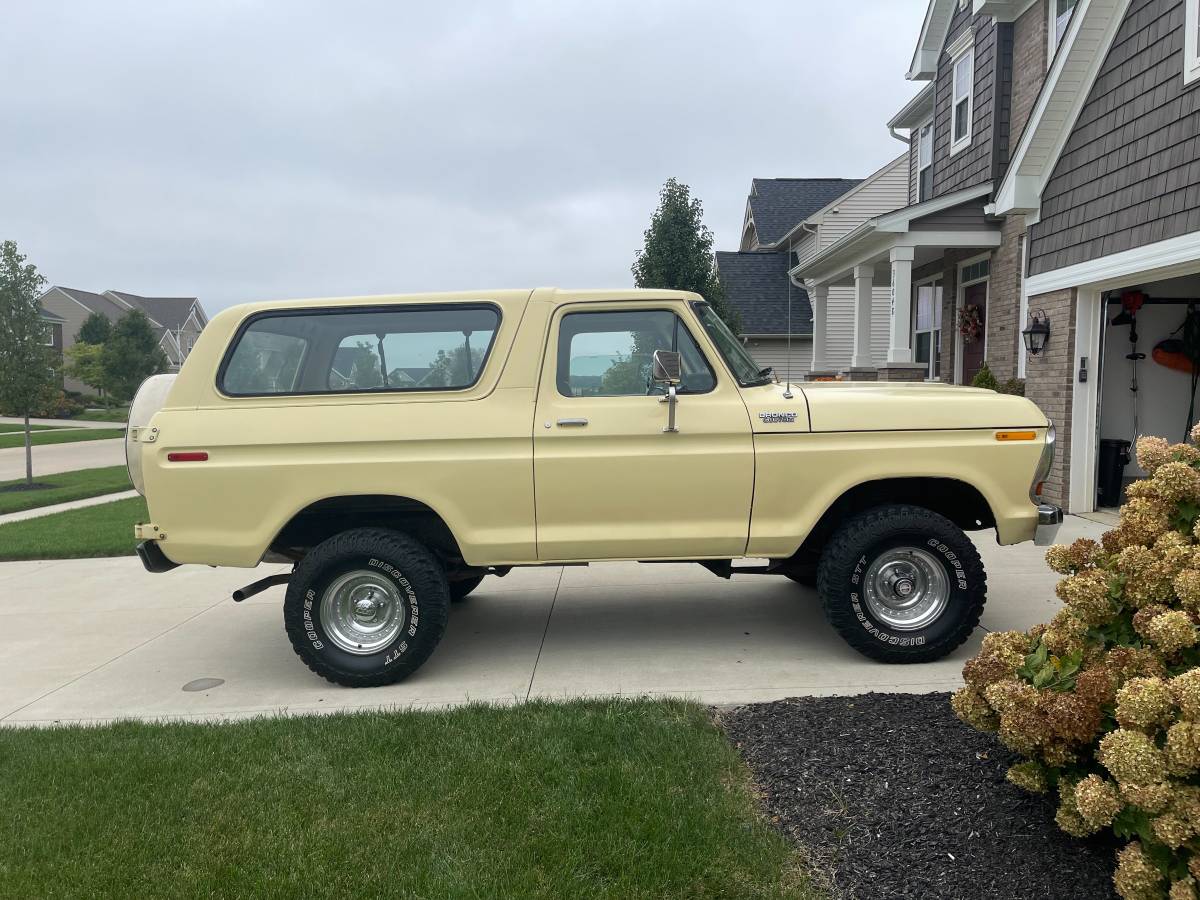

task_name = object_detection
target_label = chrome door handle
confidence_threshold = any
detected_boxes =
[556,418,588,427]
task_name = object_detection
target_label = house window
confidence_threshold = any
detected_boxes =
[1186,0,1199,86]
[913,280,943,380]
[917,120,934,202]
[42,324,55,346]
[961,258,990,283]
[951,48,974,155]
[1049,0,1079,60]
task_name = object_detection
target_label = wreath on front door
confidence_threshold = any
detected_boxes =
[958,304,984,344]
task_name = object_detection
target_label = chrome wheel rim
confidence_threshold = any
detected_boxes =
[320,570,405,655]
[862,547,949,631]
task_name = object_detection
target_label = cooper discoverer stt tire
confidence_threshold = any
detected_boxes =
[283,528,450,687]
[816,504,986,663]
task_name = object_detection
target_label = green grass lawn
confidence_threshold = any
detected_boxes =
[0,466,132,515]
[74,407,130,423]
[0,426,124,450]
[0,495,145,560]
[0,423,58,434]
[0,700,815,899]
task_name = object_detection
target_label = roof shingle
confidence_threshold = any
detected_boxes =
[748,178,862,245]
[715,251,811,337]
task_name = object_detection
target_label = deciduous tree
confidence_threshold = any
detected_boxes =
[101,309,168,401]
[0,240,56,486]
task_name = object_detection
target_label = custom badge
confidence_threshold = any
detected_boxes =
[758,412,798,424]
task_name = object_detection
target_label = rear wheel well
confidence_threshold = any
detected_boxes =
[785,478,995,571]
[269,495,466,571]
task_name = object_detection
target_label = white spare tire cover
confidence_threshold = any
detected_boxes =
[126,374,177,496]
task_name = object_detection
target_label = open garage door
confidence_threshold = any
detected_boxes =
[1096,273,1200,509]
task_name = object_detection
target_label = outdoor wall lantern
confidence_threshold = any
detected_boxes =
[1022,309,1051,356]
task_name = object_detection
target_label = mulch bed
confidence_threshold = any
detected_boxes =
[0,483,53,493]
[720,693,1119,900]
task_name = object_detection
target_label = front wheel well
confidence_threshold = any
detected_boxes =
[787,477,995,569]
[269,495,465,569]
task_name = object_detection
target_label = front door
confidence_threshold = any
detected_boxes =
[960,281,988,384]
[533,303,755,561]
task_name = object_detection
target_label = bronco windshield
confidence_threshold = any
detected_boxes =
[691,302,773,387]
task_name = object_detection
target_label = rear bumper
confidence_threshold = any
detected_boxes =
[1034,504,1063,547]
[136,540,179,573]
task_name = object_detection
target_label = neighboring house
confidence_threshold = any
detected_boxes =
[38,305,66,358]
[793,0,1200,515]
[717,164,909,375]
[38,286,208,392]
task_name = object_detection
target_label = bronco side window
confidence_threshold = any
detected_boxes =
[556,309,716,397]
[219,304,500,396]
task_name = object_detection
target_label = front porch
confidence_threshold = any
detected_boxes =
[793,185,1003,384]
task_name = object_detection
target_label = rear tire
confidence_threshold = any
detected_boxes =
[284,528,449,687]
[817,504,985,663]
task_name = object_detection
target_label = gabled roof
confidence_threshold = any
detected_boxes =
[715,251,812,337]
[38,305,66,323]
[105,291,203,332]
[992,0,1131,216]
[746,178,862,247]
[47,286,129,321]
[907,0,959,80]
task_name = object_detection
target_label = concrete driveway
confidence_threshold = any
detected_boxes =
[0,517,1104,726]
[0,438,125,481]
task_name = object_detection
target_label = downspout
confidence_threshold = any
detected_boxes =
[888,124,911,145]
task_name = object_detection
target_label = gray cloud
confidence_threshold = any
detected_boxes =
[3,0,926,312]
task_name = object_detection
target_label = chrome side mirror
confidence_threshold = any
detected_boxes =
[652,349,682,385]
[652,350,681,433]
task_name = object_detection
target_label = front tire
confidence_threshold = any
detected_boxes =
[284,528,450,687]
[817,504,986,663]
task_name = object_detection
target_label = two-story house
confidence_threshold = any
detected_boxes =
[39,286,208,392]
[795,0,1200,516]
[717,159,910,376]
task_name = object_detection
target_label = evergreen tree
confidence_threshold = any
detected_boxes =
[0,241,57,486]
[632,178,740,331]
[76,311,113,344]
[101,309,168,401]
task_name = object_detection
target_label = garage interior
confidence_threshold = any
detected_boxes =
[1097,272,1200,510]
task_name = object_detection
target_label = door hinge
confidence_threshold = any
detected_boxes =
[129,426,159,443]
[134,522,166,541]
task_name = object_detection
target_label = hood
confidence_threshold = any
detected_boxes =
[799,381,1048,432]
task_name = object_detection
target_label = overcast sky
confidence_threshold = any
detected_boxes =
[3,0,927,314]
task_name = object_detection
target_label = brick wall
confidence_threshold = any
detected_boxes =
[988,214,1027,381]
[1010,1,1048,145]
[1024,288,1077,509]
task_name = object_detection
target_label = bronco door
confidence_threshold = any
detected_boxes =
[532,301,754,560]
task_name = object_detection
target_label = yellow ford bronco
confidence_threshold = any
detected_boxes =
[127,288,1060,686]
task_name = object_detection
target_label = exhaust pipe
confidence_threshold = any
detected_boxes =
[232,573,291,602]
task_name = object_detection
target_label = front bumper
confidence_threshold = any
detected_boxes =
[136,540,179,573]
[1034,504,1063,547]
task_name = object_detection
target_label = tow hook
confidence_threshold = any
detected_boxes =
[232,573,291,602]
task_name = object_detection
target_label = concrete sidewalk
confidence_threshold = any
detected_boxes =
[0,516,1106,727]
[0,438,125,481]
[0,490,139,526]
[0,416,127,430]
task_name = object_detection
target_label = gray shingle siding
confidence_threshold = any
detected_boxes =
[1029,0,1200,276]
[932,8,999,197]
[909,200,994,231]
[715,251,812,336]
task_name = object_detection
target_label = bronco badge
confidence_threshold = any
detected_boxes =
[758,412,797,424]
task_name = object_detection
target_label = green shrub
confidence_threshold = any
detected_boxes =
[953,429,1200,899]
[999,377,1026,396]
[0,390,84,419]
[972,362,999,391]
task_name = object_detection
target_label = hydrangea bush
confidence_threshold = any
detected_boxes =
[952,428,1200,900]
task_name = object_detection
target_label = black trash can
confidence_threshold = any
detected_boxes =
[1097,438,1132,508]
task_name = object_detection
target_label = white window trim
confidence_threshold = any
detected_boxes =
[917,117,934,201]
[1186,0,1200,86]
[42,324,55,346]
[911,276,944,381]
[1017,235,1029,378]
[948,38,975,157]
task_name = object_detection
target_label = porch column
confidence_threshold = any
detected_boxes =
[851,264,874,369]
[809,282,829,373]
[887,247,916,364]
